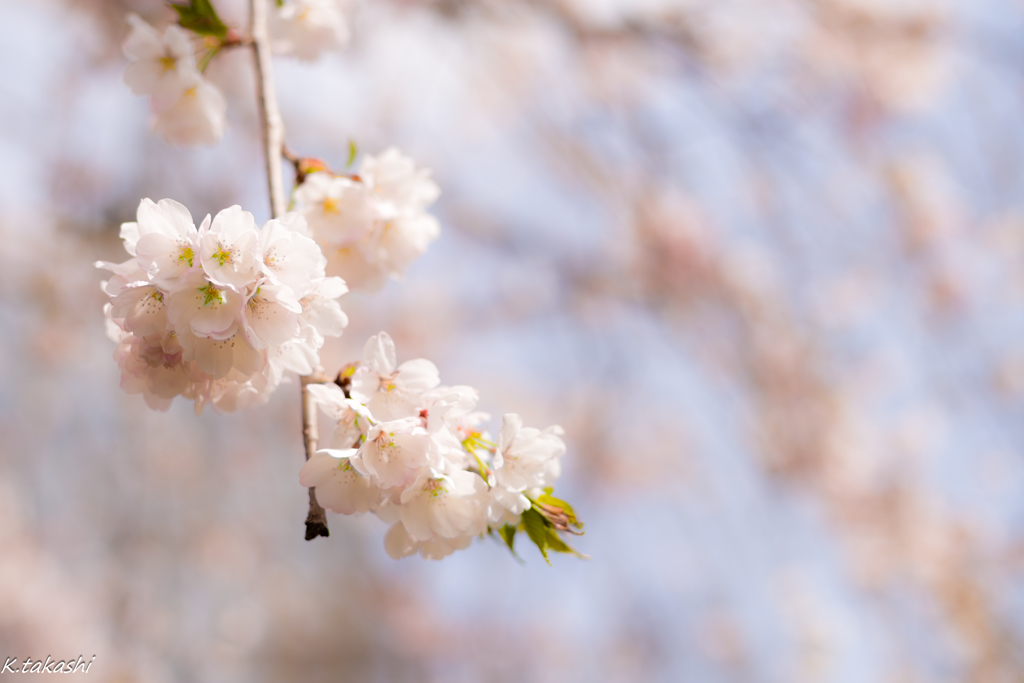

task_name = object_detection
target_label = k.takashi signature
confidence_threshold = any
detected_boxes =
[1,656,95,674]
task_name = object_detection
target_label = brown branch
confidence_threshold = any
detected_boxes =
[301,373,330,540]
[250,0,287,218]
[249,0,326,539]
[282,145,330,185]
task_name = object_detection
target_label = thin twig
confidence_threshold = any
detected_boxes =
[282,145,331,185]
[249,0,287,218]
[249,0,326,539]
[301,374,329,540]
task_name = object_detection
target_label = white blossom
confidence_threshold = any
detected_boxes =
[292,149,441,290]
[109,284,168,337]
[298,277,349,344]
[268,0,349,61]
[360,147,440,215]
[241,279,302,349]
[123,14,199,109]
[397,469,488,541]
[383,521,474,561]
[100,199,348,413]
[300,449,381,515]
[113,328,190,411]
[166,270,242,340]
[490,414,566,515]
[151,79,227,147]
[353,418,433,489]
[122,15,227,146]
[307,383,372,448]
[297,331,578,562]
[349,331,440,420]
[130,198,202,289]
[258,213,326,294]
[200,205,261,289]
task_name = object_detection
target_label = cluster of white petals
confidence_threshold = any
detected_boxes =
[293,149,441,290]
[123,15,226,146]
[269,0,349,60]
[99,199,348,413]
[300,332,566,560]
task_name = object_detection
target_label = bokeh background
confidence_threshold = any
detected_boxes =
[2,0,1024,680]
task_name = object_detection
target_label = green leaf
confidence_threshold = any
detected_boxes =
[497,524,524,562]
[170,0,228,38]
[521,508,551,565]
[275,0,285,6]
[346,140,358,169]
[499,524,516,552]
[544,531,576,555]
[521,504,589,563]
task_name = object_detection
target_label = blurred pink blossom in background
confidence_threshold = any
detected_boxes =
[2,0,1024,681]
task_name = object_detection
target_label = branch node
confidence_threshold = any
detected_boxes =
[305,489,330,541]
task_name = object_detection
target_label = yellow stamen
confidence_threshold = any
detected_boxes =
[198,283,224,306]
[425,479,447,498]
[322,197,341,215]
[211,246,232,266]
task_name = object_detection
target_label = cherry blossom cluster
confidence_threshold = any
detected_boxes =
[123,1,347,146]
[105,1,585,559]
[120,4,440,290]
[293,149,442,290]
[98,198,348,413]
[300,332,583,561]
[123,14,227,146]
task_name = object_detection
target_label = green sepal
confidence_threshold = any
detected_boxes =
[198,45,222,73]
[536,492,582,529]
[170,0,228,38]
[346,140,358,169]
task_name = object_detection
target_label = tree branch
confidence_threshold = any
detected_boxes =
[249,0,327,539]
[250,0,287,218]
[301,373,330,540]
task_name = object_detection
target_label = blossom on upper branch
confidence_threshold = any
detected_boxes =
[152,80,227,147]
[269,0,349,61]
[293,149,441,290]
[122,15,226,146]
[99,198,348,413]
[300,331,581,562]
[123,15,198,109]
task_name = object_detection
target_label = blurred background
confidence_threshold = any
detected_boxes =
[2,0,1024,680]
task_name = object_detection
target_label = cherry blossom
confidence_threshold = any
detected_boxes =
[122,15,227,146]
[269,0,349,61]
[292,149,441,290]
[123,14,199,109]
[349,332,440,420]
[151,80,227,147]
[300,449,381,515]
[99,199,348,413]
[107,2,582,562]
[300,331,579,561]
